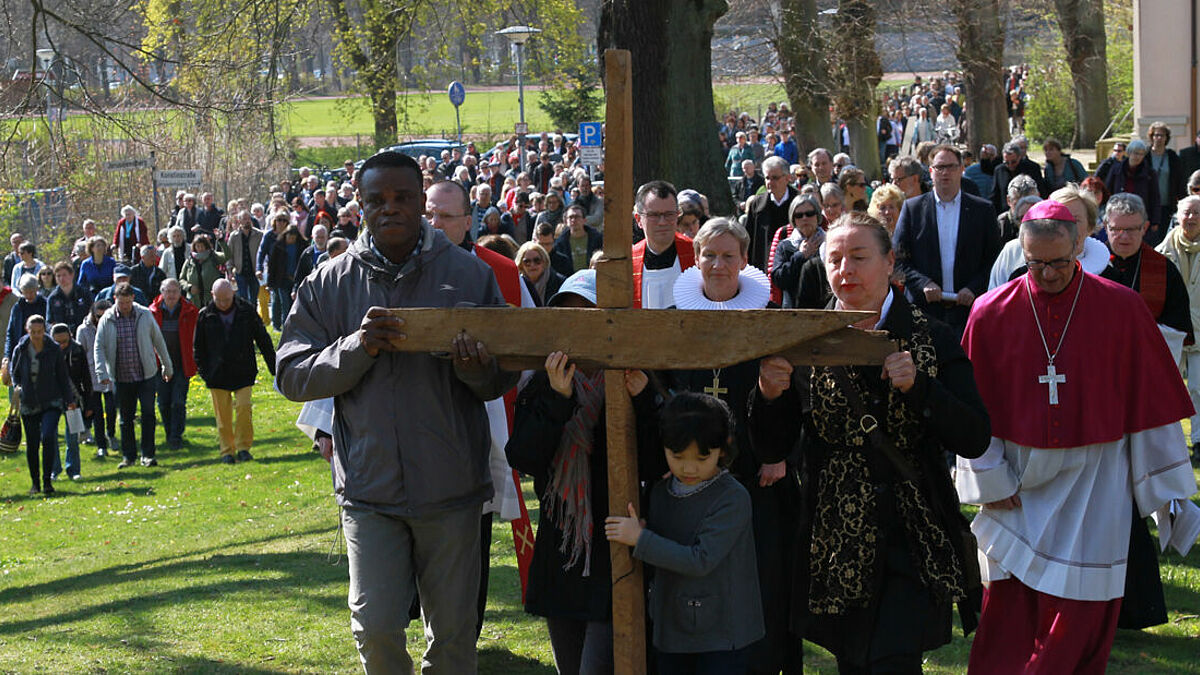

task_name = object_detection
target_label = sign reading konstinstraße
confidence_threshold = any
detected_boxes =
[154,169,204,187]
[104,158,153,171]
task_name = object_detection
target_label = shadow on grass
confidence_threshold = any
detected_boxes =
[0,524,337,608]
[0,550,347,636]
[149,655,289,674]
[478,647,556,674]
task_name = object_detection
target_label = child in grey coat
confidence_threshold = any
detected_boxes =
[605,392,764,674]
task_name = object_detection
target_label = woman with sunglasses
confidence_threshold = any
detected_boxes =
[771,194,825,308]
[514,241,564,306]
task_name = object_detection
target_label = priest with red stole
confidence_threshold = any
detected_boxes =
[957,200,1199,674]
[1099,191,1196,631]
[631,180,695,308]
[426,179,538,617]
[1100,192,1194,361]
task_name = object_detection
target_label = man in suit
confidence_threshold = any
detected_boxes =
[744,156,799,272]
[893,144,1000,333]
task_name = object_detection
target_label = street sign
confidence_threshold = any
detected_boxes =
[579,146,603,166]
[448,81,465,107]
[578,122,603,147]
[514,122,528,135]
[154,169,203,187]
[104,158,152,171]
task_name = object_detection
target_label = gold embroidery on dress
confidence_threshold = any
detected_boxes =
[806,309,963,614]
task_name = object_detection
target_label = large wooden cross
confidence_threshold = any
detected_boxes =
[391,51,894,673]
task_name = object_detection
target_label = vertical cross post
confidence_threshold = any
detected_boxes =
[595,49,645,674]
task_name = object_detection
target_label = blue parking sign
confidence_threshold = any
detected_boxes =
[578,122,603,147]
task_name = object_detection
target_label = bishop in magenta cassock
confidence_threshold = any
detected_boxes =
[956,200,1199,674]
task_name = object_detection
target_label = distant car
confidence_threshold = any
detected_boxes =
[481,132,579,163]
[380,139,466,161]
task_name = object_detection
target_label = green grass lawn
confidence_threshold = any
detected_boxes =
[0,341,1197,673]
[282,82,788,142]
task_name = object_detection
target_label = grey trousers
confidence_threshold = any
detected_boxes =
[342,503,482,674]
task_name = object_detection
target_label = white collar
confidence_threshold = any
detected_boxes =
[672,266,770,310]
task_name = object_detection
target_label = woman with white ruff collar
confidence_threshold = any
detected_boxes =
[662,218,803,673]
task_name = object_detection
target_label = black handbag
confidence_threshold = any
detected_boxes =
[0,406,21,453]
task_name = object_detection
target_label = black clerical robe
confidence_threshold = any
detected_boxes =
[1100,243,1194,343]
[1099,242,1192,630]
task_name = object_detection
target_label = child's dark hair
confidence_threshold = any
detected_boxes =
[659,392,735,467]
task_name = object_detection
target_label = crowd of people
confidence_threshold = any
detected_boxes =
[285,111,1195,672]
[7,72,1200,673]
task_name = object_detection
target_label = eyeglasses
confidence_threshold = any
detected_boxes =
[1107,225,1144,237]
[426,210,466,220]
[1024,257,1074,271]
[847,180,866,187]
[520,257,544,266]
[638,210,679,222]
[793,210,818,219]
[930,163,960,172]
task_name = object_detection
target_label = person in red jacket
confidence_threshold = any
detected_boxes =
[150,277,198,450]
[113,205,151,264]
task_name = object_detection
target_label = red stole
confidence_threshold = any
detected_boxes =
[474,245,521,308]
[963,266,1193,448]
[631,232,695,308]
[473,243,535,597]
[1132,242,1168,320]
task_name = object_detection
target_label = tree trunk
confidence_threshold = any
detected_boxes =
[777,0,834,153]
[327,0,400,146]
[1054,0,1109,146]
[831,0,883,180]
[600,0,733,216]
[953,0,1008,151]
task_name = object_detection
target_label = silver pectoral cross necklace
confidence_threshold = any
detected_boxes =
[1025,273,1085,407]
[1038,363,1066,405]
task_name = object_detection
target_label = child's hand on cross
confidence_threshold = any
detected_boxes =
[604,502,644,547]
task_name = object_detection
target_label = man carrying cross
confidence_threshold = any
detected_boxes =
[956,200,1199,673]
[276,151,518,673]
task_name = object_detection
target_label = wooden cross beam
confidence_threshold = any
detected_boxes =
[387,307,895,372]
[387,50,894,673]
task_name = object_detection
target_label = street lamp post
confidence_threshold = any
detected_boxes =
[35,48,56,182]
[496,25,540,176]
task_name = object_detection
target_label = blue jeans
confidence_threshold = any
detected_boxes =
[270,284,293,330]
[24,408,61,490]
[236,272,259,304]
[87,390,116,449]
[157,372,189,446]
[60,413,81,477]
[115,376,157,461]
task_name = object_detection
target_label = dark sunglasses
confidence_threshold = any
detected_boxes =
[793,210,819,219]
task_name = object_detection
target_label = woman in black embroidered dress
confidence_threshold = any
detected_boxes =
[748,213,991,673]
